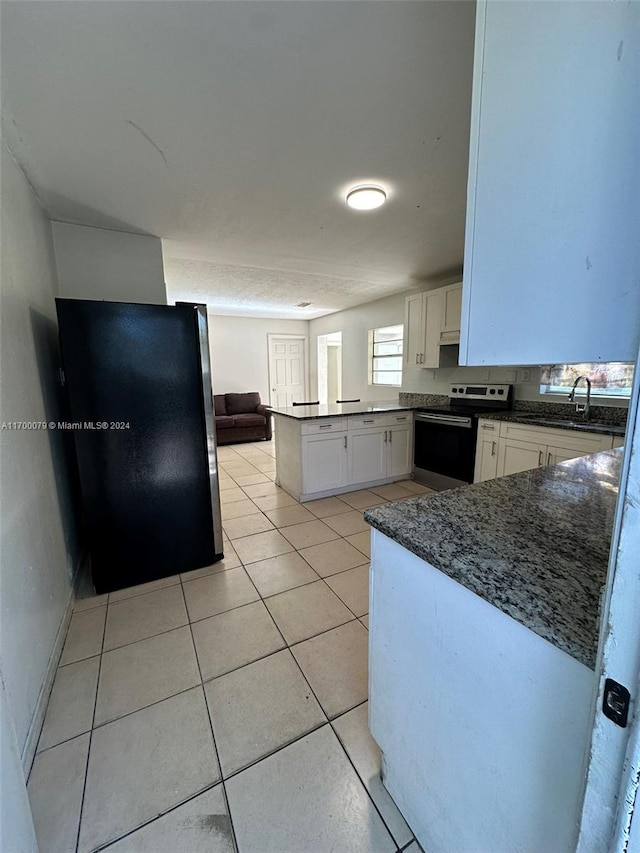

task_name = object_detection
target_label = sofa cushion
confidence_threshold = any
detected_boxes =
[214,395,227,416]
[225,392,261,416]
[215,415,235,430]
[233,413,266,428]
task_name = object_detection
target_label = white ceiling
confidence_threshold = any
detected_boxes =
[1,1,475,319]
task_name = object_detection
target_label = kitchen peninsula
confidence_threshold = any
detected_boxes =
[364,449,621,853]
[269,402,414,502]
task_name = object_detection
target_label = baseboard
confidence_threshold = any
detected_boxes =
[21,552,87,777]
[297,474,412,503]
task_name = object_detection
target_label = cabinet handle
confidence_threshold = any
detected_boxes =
[383,430,388,443]
[420,353,425,363]
[547,451,552,465]
[319,424,332,430]
[363,419,374,424]
[389,429,392,444]
[396,416,407,421]
[344,435,348,450]
[538,449,543,466]
[415,353,419,364]
[491,441,496,457]
[481,424,495,431]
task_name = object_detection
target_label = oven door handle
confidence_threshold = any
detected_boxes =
[415,413,473,428]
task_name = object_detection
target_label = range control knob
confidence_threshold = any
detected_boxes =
[498,389,504,395]
[489,388,496,395]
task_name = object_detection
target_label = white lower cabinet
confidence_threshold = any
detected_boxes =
[283,412,414,501]
[475,418,622,483]
[348,427,388,484]
[497,437,545,477]
[474,420,500,482]
[302,432,348,494]
[388,424,412,478]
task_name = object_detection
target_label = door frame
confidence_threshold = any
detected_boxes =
[267,334,310,408]
[577,339,640,852]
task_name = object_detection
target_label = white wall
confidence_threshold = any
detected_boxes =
[52,221,166,304]
[1,146,78,846]
[207,314,309,404]
[309,291,413,403]
[0,679,37,852]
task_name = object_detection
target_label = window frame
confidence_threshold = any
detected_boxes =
[539,362,634,400]
[368,324,404,388]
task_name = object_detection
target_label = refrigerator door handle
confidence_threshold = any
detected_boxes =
[194,305,224,554]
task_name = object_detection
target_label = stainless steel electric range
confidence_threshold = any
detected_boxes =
[413,383,513,490]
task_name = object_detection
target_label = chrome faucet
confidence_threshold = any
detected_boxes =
[568,375,592,420]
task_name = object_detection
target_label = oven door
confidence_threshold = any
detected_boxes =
[414,412,477,489]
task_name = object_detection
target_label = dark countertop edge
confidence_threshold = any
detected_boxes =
[268,403,414,420]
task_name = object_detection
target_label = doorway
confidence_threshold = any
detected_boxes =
[267,335,308,408]
[317,332,342,405]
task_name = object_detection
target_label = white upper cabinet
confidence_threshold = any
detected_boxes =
[404,282,462,369]
[460,0,640,366]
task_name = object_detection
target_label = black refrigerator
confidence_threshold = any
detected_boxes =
[56,298,224,594]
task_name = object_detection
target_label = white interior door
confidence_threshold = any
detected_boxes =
[268,336,307,408]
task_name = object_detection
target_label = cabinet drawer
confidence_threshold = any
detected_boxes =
[499,420,611,454]
[478,419,499,434]
[348,414,389,430]
[387,412,413,426]
[301,418,346,435]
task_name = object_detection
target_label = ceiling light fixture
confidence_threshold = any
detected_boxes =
[346,185,387,211]
[296,302,312,307]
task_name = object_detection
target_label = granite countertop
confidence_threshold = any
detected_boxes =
[365,450,622,669]
[477,410,626,437]
[268,401,414,420]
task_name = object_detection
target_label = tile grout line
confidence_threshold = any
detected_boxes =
[178,576,241,853]
[74,590,109,853]
[93,780,225,852]
[329,710,408,851]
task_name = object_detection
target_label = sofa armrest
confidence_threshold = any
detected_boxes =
[256,404,270,417]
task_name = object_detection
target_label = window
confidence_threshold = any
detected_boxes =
[540,362,634,398]
[370,325,403,387]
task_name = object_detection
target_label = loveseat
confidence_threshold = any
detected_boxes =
[214,392,272,445]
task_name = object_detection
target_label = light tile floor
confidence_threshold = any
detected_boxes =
[29,437,431,852]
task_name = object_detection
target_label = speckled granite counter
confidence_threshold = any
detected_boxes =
[365,449,622,668]
[478,409,626,437]
[268,401,413,420]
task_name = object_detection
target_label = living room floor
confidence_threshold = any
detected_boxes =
[27,437,431,853]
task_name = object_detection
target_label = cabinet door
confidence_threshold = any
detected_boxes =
[474,421,499,482]
[404,293,424,366]
[440,282,462,344]
[612,436,625,450]
[461,1,639,366]
[302,433,348,493]
[422,289,444,368]
[388,424,412,478]
[545,445,591,466]
[496,437,544,477]
[348,427,388,485]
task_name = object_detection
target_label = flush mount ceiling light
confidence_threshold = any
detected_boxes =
[346,185,387,211]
